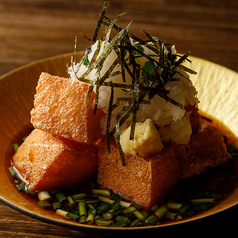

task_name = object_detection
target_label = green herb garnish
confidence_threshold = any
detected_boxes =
[70,1,197,165]
[83,49,92,67]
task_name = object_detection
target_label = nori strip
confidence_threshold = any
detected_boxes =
[106,81,114,153]
[130,67,140,140]
[69,2,197,165]
[91,1,109,43]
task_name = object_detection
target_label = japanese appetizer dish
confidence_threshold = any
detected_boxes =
[8,2,238,228]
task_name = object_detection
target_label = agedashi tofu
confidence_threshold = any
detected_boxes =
[31,73,105,144]
[12,129,98,191]
[97,124,231,210]
[97,138,180,210]
[174,123,232,179]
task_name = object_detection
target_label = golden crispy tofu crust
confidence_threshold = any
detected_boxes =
[97,138,180,210]
[97,124,231,209]
[13,129,98,191]
[185,104,200,135]
[174,123,232,179]
[31,73,105,144]
[24,73,231,208]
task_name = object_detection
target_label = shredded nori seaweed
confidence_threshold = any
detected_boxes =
[70,1,197,165]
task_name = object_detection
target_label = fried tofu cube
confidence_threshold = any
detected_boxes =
[185,104,200,135]
[97,138,180,210]
[174,123,232,179]
[12,129,98,191]
[31,72,105,143]
[97,124,231,210]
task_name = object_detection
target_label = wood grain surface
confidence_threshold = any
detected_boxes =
[0,0,238,237]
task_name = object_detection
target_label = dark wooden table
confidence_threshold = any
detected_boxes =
[0,0,238,237]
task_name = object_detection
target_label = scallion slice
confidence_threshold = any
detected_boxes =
[38,191,51,201]
[38,200,52,210]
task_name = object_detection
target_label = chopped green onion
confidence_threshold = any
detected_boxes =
[108,208,115,214]
[166,201,183,210]
[132,203,142,210]
[67,196,75,206]
[97,216,108,221]
[190,198,215,204]
[193,204,210,211]
[144,215,158,226]
[89,208,97,215]
[186,208,197,217]
[210,192,223,201]
[98,195,115,204]
[111,201,122,212]
[119,200,131,208]
[79,215,87,223]
[71,193,87,200]
[87,204,95,210]
[150,204,159,212]
[66,212,79,221]
[13,143,19,152]
[53,202,62,210]
[166,212,183,221]
[91,193,101,199]
[79,201,87,216]
[130,219,140,227]
[111,193,122,201]
[86,213,95,224]
[95,219,113,227]
[110,222,127,227]
[122,206,137,214]
[9,167,17,178]
[16,183,25,191]
[154,205,169,219]
[56,209,69,218]
[179,203,193,217]
[141,210,149,218]
[133,210,146,221]
[114,210,123,216]
[21,136,28,142]
[91,189,111,197]
[97,202,112,215]
[55,192,67,202]
[38,200,52,210]
[86,200,100,205]
[115,215,130,224]
[28,190,37,195]
[102,212,113,220]
[38,191,51,201]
